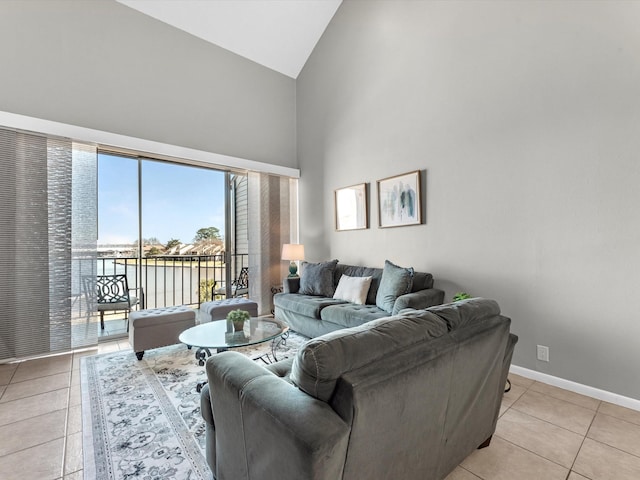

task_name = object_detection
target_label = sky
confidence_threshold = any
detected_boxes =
[97,153,225,245]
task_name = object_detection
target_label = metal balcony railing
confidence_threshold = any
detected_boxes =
[96,253,249,310]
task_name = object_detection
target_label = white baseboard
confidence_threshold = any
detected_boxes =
[510,365,640,412]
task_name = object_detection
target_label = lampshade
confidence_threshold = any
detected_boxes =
[281,244,305,261]
[282,244,305,277]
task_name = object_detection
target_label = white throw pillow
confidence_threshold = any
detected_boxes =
[333,275,373,305]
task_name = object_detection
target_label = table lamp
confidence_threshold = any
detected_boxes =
[282,244,305,277]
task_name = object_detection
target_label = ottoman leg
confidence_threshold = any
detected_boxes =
[136,351,144,361]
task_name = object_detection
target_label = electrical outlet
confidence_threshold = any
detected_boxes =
[537,345,549,362]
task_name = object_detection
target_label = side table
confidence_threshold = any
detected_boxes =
[270,284,283,314]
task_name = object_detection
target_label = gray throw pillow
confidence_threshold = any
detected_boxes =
[299,259,339,297]
[375,260,414,314]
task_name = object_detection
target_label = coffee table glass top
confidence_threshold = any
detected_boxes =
[178,317,288,350]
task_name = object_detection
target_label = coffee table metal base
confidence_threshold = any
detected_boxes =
[193,334,288,393]
[253,330,290,365]
[189,329,290,392]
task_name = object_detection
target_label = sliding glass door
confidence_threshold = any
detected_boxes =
[96,152,228,339]
[95,153,297,340]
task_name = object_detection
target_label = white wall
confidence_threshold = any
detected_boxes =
[0,0,296,168]
[297,0,640,399]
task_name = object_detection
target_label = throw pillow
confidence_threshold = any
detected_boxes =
[299,259,339,297]
[333,275,373,305]
[375,260,414,314]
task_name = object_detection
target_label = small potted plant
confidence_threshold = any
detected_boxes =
[227,309,250,332]
[452,292,472,302]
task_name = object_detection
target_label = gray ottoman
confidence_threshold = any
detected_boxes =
[200,297,258,322]
[129,305,196,360]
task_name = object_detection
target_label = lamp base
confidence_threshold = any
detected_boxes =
[288,261,298,277]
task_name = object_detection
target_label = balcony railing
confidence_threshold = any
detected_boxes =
[97,253,249,310]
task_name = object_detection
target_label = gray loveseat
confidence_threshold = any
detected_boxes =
[274,260,445,338]
[200,298,518,480]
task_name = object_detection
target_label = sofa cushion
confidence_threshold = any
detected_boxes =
[411,271,434,291]
[375,260,414,314]
[320,303,389,329]
[299,259,339,297]
[290,309,448,402]
[427,298,501,331]
[274,293,347,319]
[333,275,372,305]
[333,264,383,305]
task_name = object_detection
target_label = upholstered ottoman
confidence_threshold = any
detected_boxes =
[129,306,196,360]
[199,297,258,322]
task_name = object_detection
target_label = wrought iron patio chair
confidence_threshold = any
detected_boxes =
[84,274,141,330]
[212,266,249,298]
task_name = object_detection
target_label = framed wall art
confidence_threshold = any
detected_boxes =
[334,183,368,231]
[377,170,422,228]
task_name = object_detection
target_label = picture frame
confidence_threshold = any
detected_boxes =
[334,183,368,231]
[377,170,422,228]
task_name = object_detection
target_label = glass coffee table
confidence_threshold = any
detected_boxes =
[179,317,289,390]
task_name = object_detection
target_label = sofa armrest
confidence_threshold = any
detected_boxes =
[199,383,217,471]
[283,276,300,293]
[393,288,445,314]
[205,351,349,480]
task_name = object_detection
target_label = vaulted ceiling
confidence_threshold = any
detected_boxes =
[117,0,342,79]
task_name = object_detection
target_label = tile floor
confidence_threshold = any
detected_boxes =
[0,342,639,480]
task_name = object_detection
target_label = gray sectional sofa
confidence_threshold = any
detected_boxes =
[200,298,518,480]
[274,260,445,338]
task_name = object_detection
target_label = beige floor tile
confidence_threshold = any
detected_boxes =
[502,383,526,408]
[499,403,509,417]
[0,385,5,399]
[529,382,600,411]
[509,373,535,388]
[444,467,480,480]
[495,409,583,468]
[0,388,68,427]
[461,435,568,480]
[64,431,83,476]
[97,341,120,354]
[67,404,82,435]
[588,412,640,458]
[69,383,81,407]
[71,368,80,387]
[118,339,132,350]
[598,402,640,427]
[568,473,590,480]
[72,349,97,370]
[12,354,72,383]
[0,364,17,386]
[445,466,481,479]
[574,438,640,480]
[0,437,64,480]
[0,409,66,457]
[69,385,82,407]
[0,371,70,403]
[64,470,83,480]
[512,390,596,435]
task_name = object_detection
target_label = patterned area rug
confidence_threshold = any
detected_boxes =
[81,331,307,480]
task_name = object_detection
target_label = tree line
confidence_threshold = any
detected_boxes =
[139,226,222,257]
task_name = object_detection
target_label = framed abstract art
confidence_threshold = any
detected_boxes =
[377,170,422,228]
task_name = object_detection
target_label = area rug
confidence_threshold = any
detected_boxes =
[81,331,307,480]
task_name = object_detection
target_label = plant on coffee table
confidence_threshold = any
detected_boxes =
[227,309,250,332]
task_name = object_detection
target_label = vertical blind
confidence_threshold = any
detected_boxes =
[0,127,97,361]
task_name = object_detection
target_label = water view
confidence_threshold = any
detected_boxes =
[92,152,238,338]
